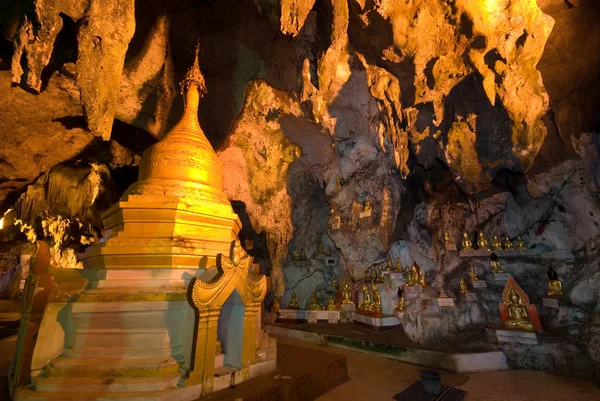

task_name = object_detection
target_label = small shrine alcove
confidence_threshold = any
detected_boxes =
[217,289,245,369]
[187,240,267,394]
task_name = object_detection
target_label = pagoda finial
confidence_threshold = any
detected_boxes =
[180,41,207,98]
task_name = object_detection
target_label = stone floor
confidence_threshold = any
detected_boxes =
[283,336,600,401]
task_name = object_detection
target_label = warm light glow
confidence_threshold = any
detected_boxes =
[0,208,12,230]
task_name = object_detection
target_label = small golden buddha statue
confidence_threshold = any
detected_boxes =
[503,236,513,250]
[326,295,338,311]
[469,266,479,281]
[363,196,373,214]
[300,248,307,260]
[334,215,341,226]
[370,283,382,314]
[395,288,405,312]
[326,245,332,256]
[358,284,371,311]
[444,232,451,244]
[461,232,473,251]
[293,248,300,261]
[504,289,536,332]
[288,291,299,308]
[460,277,469,295]
[377,264,384,282]
[417,270,426,287]
[492,235,503,251]
[342,280,353,304]
[477,232,490,251]
[516,236,526,250]
[385,256,393,271]
[271,297,280,314]
[547,267,563,298]
[331,276,338,290]
[394,257,403,273]
[490,254,504,273]
[307,291,321,310]
[406,263,418,286]
[318,243,325,255]
[335,175,342,191]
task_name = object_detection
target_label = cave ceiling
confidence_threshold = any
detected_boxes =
[0,0,599,212]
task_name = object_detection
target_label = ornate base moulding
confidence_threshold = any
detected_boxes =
[351,312,401,332]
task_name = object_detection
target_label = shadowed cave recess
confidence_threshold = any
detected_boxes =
[1,0,600,396]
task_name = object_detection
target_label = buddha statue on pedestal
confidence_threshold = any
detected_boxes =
[460,277,469,295]
[417,269,426,287]
[503,236,513,250]
[490,253,504,273]
[504,289,536,332]
[288,291,299,308]
[406,263,419,286]
[469,266,479,281]
[358,284,371,311]
[461,232,473,251]
[547,267,563,298]
[335,175,342,192]
[477,232,490,251]
[318,243,325,256]
[395,288,405,312]
[370,283,382,314]
[293,248,300,261]
[377,264,384,283]
[326,295,338,311]
[492,235,503,251]
[307,291,321,310]
[444,232,451,244]
[394,258,403,273]
[385,256,393,271]
[331,276,338,290]
[342,280,353,304]
[326,245,332,256]
[516,236,526,250]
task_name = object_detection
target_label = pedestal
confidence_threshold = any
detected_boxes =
[307,310,340,324]
[340,303,355,322]
[351,312,401,332]
[542,297,560,308]
[493,273,510,282]
[277,309,307,323]
[496,329,538,345]
[472,280,487,288]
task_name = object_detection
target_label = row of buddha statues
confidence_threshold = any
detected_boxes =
[291,243,333,261]
[286,279,356,311]
[445,231,527,251]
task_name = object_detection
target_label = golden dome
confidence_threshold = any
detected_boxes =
[124,44,231,210]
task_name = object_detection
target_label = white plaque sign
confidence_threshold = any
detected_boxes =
[328,311,340,323]
[390,273,405,280]
[472,280,487,288]
[437,297,455,307]
[543,298,559,308]
[465,293,478,302]
[494,273,510,281]
[307,311,318,324]
[496,330,538,345]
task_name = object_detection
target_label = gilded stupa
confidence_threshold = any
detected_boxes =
[80,44,241,272]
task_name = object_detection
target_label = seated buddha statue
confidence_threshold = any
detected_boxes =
[385,256,393,271]
[326,245,332,256]
[417,269,426,287]
[318,243,325,255]
[459,277,469,295]
[326,295,338,311]
[307,291,321,310]
[503,236,513,250]
[490,253,504,273]
[271,297,280,314]
[516,236,526,250]
[363,196,373,214]
[288,291,299,308]
[444,232,451,244]
[405,263,417,286]
[395,288,405,312]
[341,280,354,304]
[492,235,503,251]
[477,232,490,251]
[335,175,342,191]
[547,267,563,298]
[293,248,300,261]
[358,284,371,311]
[394,258,403,273]
[370,283,382,314]
[469,266,479,281]
[504,289,536,332]
[461,232,473,251]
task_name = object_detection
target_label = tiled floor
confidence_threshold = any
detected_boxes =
[274,337,600,401]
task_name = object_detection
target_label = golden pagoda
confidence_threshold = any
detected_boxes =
[80,44,241,272]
